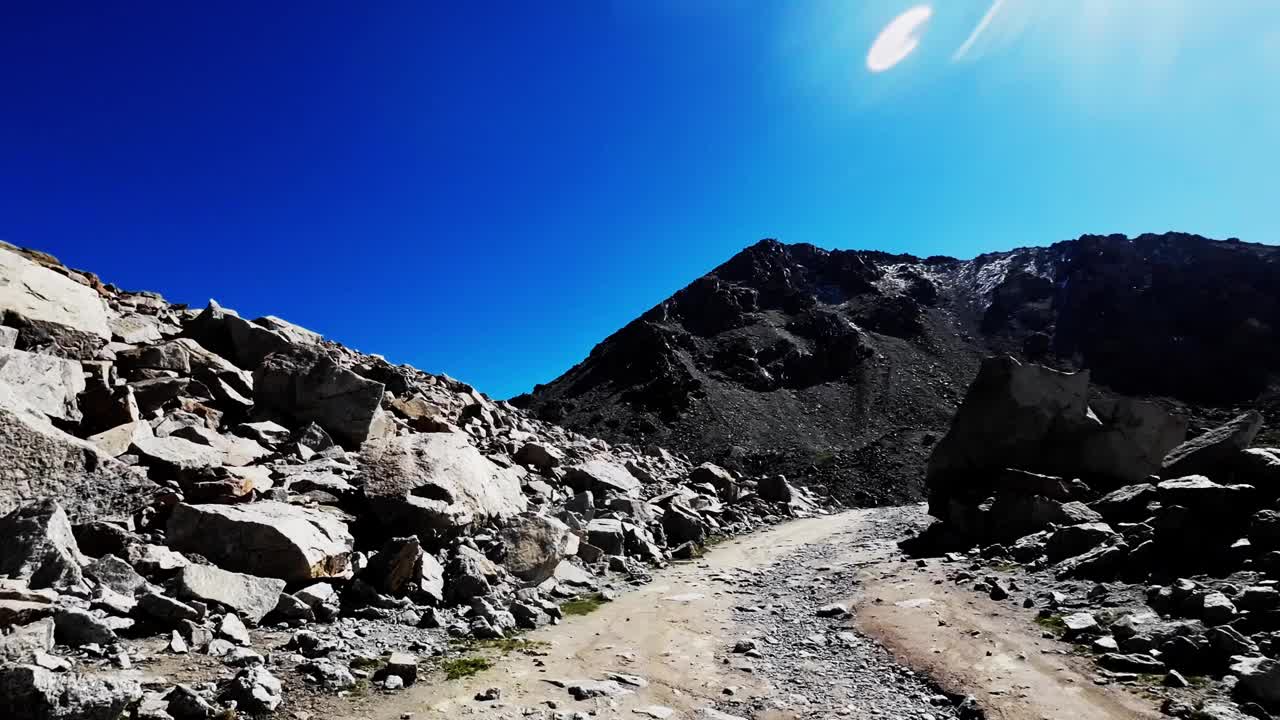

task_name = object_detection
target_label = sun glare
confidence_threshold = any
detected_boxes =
[867,5,933,73]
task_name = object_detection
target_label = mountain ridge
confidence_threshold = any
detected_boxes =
[513,232,1280,504]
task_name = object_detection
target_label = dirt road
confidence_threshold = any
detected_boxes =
[311,506,1162,720]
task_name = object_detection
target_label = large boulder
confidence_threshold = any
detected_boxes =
[1162,411,1264,479]
[176,565,287,624]
[500,514,577,583]
[183,300,313,370]
[563,459,641,497]
[0,500,88,593]
[0,244,111,358]
[0,382,153,521]
[927,356,1092,488]
[361,432,527,538]
[253,346,392,447]
[166,502,353,584]
[0,349,85,422]
[928,357,1183,497]
[361,536,444,603]
[0,664,141,720]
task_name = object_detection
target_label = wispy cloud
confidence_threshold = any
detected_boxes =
[953,0,1005,61]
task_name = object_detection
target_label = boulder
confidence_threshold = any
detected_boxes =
[689,463,738,501]
[0,244,111,357]
[0,349,85,422]
[53,608,117,646]
[586,519,626,555]
[0,618,54,662]
[362,536,443,603]
[662,502,707,545]
[1234,448,1280,487]
[1045,522,1116,562]
[1090,483,1158,522]
[176,565,287,625]
[1157,476,1254,517]
[0,664,142,720]
[1162,411,1264,478]
[84,555,147,597]
[131,435,223,474]
[1076,398,1186,484]
[756,475,794,504]
[1232,655,1280,705]
[166,502,353,584]
[219,666,282,713]
[564,459,641,497]
[446,545,499,604]
[500,515,577,583]
[361,432,527,537]
[253,346,391,447]
[0,500,87,593]
[0,382,154,521]
[515,442,564,471]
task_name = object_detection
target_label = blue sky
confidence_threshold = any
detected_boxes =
[2,2,1277,398]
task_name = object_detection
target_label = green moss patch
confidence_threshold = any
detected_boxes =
[441,656,493,680]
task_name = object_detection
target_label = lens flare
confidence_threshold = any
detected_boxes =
[867,5,933,73]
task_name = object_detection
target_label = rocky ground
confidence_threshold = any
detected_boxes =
[0,241,824,719]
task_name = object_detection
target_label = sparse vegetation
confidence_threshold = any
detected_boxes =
[441,656,492,680]
[561,593,607,616]
[1034,614,1066,634]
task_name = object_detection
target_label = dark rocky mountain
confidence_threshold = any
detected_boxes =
[513,232,1280,505]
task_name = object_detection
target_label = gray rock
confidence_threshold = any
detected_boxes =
[165,684,218,720]
[84,554,147,597]
[0,618,55,662]
[253,345,391,447]
[661,501,706,545]
[446,545,499,604]
[219,666,283,713]
[515,442,564,471]
[131,435,223,474]
[690,463,739,501]
[167,502,353,583]
[0,348,85,422]
[1089,483,1158,522]
[0,326,16,349]
[384,652,418,685]
[294,582,341,622]
[0,664,141,720]
[0,383,153,521]
[1231,655,1280,705]
[234,420,292,447]
[1201,592,1237,625]
[1062,612,1100,638]
[299,658,356,691]
[176,565,286,625]
[0,245,111,356]
[216,613,250,646]
[1098,652,1164,672]
[501,514,577,583]
[564,459,642,497]
[0,499,87,593]
[362,432,527,536]
[135,590,202,624]
[756,475,794,503]
[567,679,632,700]
[54,608,117,646]
[1163,411,1264,478]
[1045,522,1116,562]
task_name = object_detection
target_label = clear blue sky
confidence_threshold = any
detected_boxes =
[3,2,1277,398]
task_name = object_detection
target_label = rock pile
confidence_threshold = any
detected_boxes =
[910,355,1280,716]
[0,242,821,719]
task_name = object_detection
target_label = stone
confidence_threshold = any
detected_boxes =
[0,244,111,356]
[0,618,55,662]
[1157,476,1253,517]
[176,565,287,625]
[165,684,217,719]
[474,687,500,701]
[1045,522,1116,562]
[0,600,54,628]
[54,608,118,646]
[446,545,499,604]
[0,664,142,720]
[586,519,626,555]
[235,420,292,447]
[217,613,251,646]
[167,502,353,583]
[88,419,153,458]
[1098,652,1165,673]
[0,348,85,422]
[515,442,564,471]
[299,658,356,690]
[0,382,153,521]
[1089,484,1158,522]
[253,345,391,447]
[1162,411,1264,478]
[756,475,794,503]
[361,432,527,537]
[219,666,283,713]
[131,435,223,474]
[1062,612,1100,638]
[1201,592,1237,625]
[1077,398,1186,485]
[384,652,418,685]
[816,603,849,618]
[690,463,739,501]
[567,679,632,700]
[661,501,706,545]
[116,341,191,375]
[564,459,642,497]
[501,514,577,583]
[0,499,87,593]
[0,326,16,348]
[135,590,201,624]
[294,582,341,622]
[1231,655,1280,705]
[168,630,188,654]
[84,554,147,597]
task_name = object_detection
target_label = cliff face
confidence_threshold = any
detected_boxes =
[514,233,1280,504]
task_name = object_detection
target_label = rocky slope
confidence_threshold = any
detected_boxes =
[0,241,818,719]
[514,233,1280,505]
